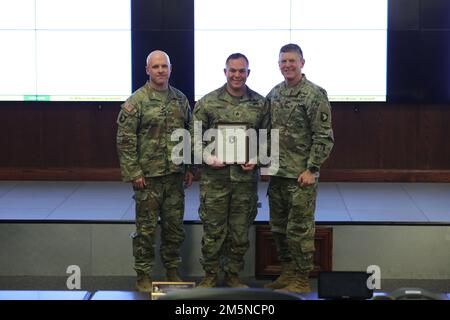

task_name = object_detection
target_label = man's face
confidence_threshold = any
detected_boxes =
[278,51,304,83]
[224,58,249,92]
[146,52,171,88]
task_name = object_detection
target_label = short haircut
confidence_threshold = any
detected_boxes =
[225,53,249,67]
[280,44,303,58]
[146,50,171,66]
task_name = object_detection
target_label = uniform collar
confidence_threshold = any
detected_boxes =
[217,84,256,104]
[279,74,307,97]
[145,82,178,101]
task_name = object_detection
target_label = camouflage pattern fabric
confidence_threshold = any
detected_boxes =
[199,176,258,274]
[116,82,191,182]
[192,84,269,182]
[268,176,317,273]
[193,84,268,274]
[116,82,190,276]
[266,74,334,273]
[132,173,185,275]
[266,75,334,178]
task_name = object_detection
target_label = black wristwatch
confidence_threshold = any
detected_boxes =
[307,166,319,174]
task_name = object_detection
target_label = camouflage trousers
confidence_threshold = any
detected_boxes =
[199,178,258,275]
[268,176,317,273]
[132,173,185,276]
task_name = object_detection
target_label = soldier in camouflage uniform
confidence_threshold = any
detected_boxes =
[116,50,193,292]
[264,44,334,293]
[192,53,269,288]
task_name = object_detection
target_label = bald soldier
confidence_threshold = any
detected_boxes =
[264,44,334,293]
[116,50,193,292]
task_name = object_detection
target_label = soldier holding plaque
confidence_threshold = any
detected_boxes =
[192,53,269,288]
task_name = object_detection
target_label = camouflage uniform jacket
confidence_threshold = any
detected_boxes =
[116,82,191,181]
[192,84,269,182]
[266,74,334,179]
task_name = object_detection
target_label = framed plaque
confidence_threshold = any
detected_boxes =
[151,281,196,300]
[216,123,248,164]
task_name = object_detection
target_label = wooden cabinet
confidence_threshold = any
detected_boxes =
[255,226,333,278]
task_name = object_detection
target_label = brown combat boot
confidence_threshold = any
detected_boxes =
[197,273,218,288]
[264,261,296,290]
[166,268,182,282]
[135,275,152,292]
[224,272,248,288]
[276,271,311,294]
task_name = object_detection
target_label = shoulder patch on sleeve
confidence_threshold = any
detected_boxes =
[321,112,329,122]
[122,102,136,115]
[118,113,128,124]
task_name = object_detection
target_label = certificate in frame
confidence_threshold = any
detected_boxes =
[216,123,248,164]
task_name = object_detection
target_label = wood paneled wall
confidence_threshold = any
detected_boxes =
[0,102,119,167]
[0,102,449,181]
[320,103,450,181]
